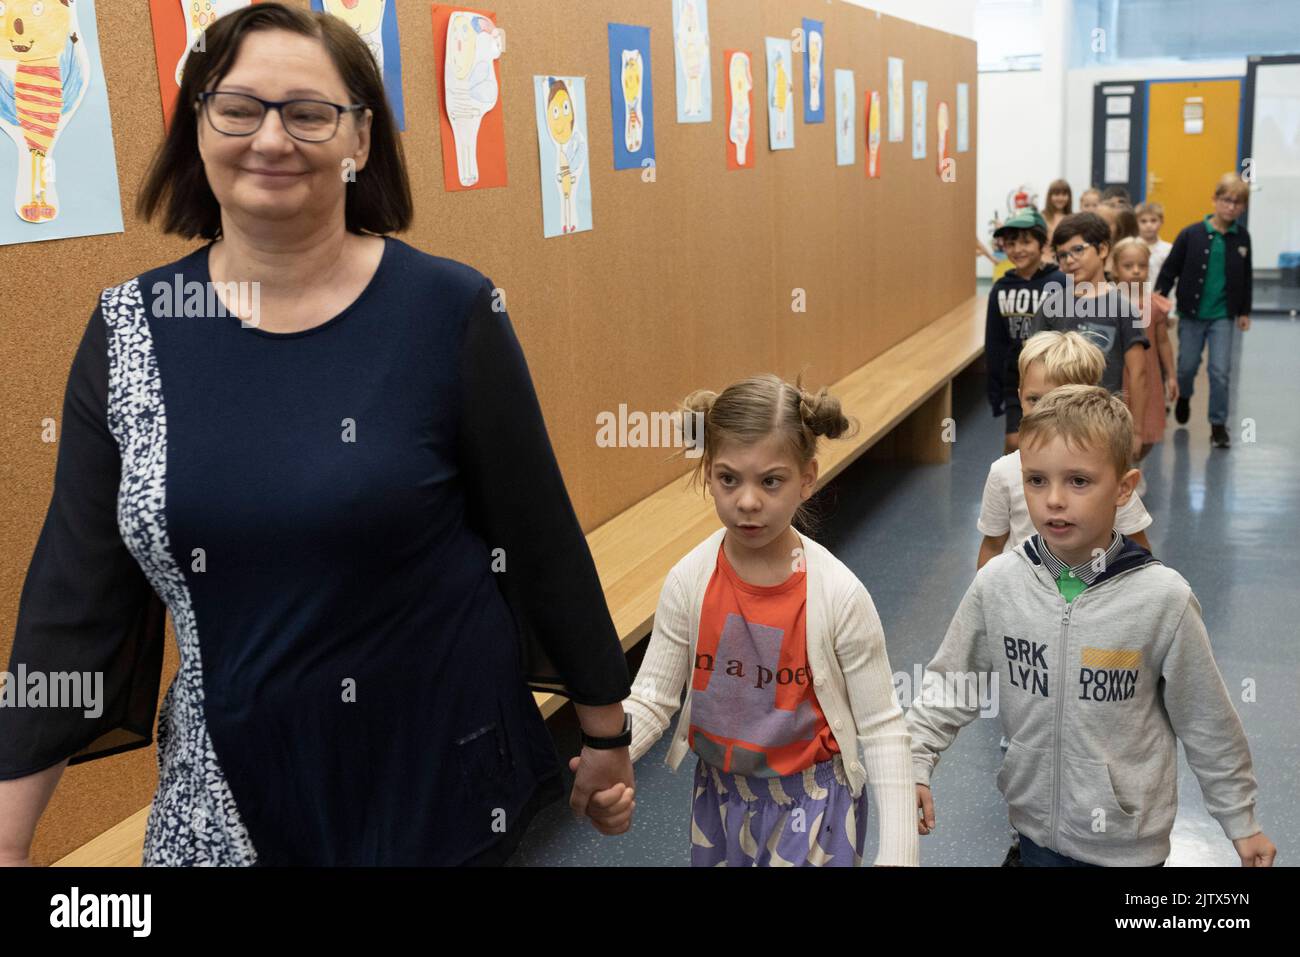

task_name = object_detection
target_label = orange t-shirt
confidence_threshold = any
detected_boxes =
[687,541,839,776]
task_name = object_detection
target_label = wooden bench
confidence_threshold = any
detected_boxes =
[53,294,986,867]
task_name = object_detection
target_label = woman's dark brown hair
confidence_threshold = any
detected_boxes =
[136,2,412,239]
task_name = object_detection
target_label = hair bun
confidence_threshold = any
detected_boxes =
[681,389,718,417]
[798,384,851,440]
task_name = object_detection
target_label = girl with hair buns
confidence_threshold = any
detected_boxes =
[617,374,919,866]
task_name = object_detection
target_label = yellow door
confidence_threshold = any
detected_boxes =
[1145,79,1241,233]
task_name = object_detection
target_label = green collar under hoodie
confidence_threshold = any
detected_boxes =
[905,534,1261,866]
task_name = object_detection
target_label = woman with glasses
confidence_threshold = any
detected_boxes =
[0,3,634,867]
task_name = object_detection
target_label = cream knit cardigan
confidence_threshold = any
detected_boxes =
[622,527,920,866]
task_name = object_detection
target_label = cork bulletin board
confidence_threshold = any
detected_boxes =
[0,0,975,863]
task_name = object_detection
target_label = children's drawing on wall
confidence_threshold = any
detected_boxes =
[150,0,256,132]
[622,50,644,151]
[833,69,854,167]
[765,37,793,150]
[176,0,250,86]
[608,23,654,171]
[316,0,405,130]
[956,82,969,152]
[1,0,123,244]
[887,56,903,142]
[433,5,506,191]
[936,100,950,176]
[866,89,882,179]
[801,18,823,124]
[534,74,591,237]
[672,0,710,123]
[911,79,927,159]
[724,49,752,170]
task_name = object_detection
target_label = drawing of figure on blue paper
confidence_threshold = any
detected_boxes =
[765,38,794,150]
[621,48,644,153]
[808,29,822,113]
[0,0,90,223]
[537,75,589,237]
[322,0,385,72]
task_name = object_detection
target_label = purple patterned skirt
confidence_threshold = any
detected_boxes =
[690,755,869,867]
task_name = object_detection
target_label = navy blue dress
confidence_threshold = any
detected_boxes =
[0,236,630,865]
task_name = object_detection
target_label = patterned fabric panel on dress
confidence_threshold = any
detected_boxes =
[690,755,867,867]
[100,278,257,866]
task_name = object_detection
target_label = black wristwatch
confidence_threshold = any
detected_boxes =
[581,714,632,750]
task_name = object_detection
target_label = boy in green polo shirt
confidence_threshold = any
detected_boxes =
[1154,173,1253,448]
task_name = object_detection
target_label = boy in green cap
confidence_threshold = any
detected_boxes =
[985,208,1064,454]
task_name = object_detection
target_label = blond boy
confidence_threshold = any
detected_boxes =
[912,386,1275,867]
[978,331,1151,569]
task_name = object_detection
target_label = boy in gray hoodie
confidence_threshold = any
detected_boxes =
[908,385,1275,867]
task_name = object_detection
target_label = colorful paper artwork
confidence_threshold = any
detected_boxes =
[315,0,406,131]
[724,49,753,170]
[801,17,824,124]
[833,69,854,167]
[151,0,256,133]
[765,37,794,150]
[608,23,655,170]
[887,56,903,142]
[672,0,711,123]
[535,74,591,237]
[1,0,123,243]
[911,79,927,159]
[937,99,950,176]
[433,5,506,190]
[866,89,881,178]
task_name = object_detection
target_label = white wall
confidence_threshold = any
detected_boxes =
[974,0,1069,276]
[975,72,1058,276]
[1250,62,1300,269]
[840,0,975,40]
[1062,58,1247,201]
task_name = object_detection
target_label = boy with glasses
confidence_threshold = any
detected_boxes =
[1154,174,1253,448]
[1030,213,1149,462]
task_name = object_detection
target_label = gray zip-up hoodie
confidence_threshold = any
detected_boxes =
[906,535,1261,866]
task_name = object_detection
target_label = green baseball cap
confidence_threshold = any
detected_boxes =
[994,208,1048,238]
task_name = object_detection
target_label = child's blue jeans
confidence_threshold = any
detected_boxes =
[1020,834,1165,867]
[1177,317,1235,426]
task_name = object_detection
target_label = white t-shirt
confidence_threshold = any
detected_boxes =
[1146,238,1173,291]
[977,449,1152,550]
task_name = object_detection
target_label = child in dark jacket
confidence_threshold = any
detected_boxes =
[985,208,1064,454]
[1154,173,1253,448]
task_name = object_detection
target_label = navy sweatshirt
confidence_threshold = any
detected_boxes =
[0,236,631,865]
[1154,218,1253,319]
[984,264,1064,415]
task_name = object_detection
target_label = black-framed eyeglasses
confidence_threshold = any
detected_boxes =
[1055,241,1096,263]
[196,91,367,143]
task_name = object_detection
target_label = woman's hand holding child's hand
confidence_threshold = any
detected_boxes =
[568,752,636,836]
